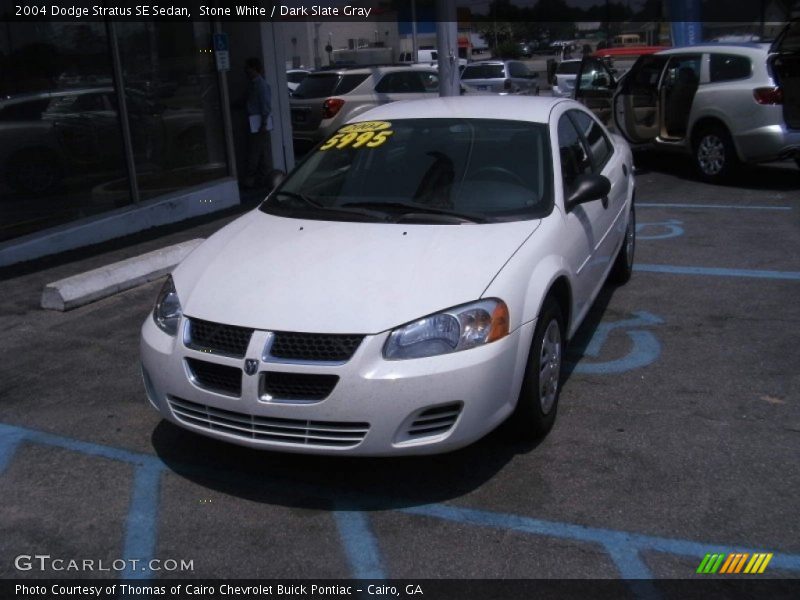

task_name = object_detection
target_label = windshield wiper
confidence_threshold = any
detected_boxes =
[272,191,387,221]
[340,201,487,224]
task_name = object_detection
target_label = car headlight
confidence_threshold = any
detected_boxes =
[152,275,182,336]
[383,299,509,360]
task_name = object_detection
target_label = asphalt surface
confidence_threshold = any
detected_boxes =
[1,153,799,589]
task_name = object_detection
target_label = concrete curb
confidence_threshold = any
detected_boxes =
[41,239,204,311]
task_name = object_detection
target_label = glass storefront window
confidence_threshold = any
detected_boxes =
[115,22,228,201]
[0,23,130,242]
[0,21,231,244]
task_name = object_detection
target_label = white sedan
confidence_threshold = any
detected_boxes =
[140,96,636,455]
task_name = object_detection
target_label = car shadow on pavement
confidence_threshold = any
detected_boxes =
[633,149,800,191]
[561,282,617,383]
[151,416,545,512]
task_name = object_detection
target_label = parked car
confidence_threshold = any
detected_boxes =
[551,59,582,98]
[286,69,310,93]
[460,60,540,95]
[289,66,440,150]
[141,95,636,455]
[573,29,800,181]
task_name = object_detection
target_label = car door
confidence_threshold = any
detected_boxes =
[611,54,669,144]
[568,109,628,285]
[576,53,669,144]
[573,56,617,127]
[659,54,702,139]
[507,61,538,94]
[556,109,628,317]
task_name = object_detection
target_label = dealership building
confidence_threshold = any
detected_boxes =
[0,19,300,267]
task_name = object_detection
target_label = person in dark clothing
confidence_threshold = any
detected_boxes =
[243,57,272,188]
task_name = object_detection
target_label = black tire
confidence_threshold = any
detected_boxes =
[692,124,739,183]
[795,156,800,171]
[609,205,635,284]
[509,296,565,440]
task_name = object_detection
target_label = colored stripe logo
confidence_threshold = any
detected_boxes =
[697,552,773,574]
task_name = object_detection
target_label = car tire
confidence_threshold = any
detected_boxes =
[609,205,635,284]
[692,124,739,183]
[795,156,800,171]
[509,296,564,440]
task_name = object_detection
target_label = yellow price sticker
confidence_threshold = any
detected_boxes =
[339,120,392,133]
[319,129,393,151]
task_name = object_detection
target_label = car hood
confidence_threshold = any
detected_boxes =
[176,210,539,334]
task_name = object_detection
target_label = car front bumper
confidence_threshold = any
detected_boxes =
[140,315,534,456]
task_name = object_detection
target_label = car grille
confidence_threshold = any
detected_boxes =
[406,403,462,438]
[186,358,242,396]
[168,396,369,448]
[261,372,339,401]
[269,332,364,362]
[186,318,253,358]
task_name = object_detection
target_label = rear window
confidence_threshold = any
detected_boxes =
[556,61,581,75]
[293,73,368,98]
[461,64,505,80]
[709,54,751,82]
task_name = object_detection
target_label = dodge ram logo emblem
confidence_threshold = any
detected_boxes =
[244,359,259,376]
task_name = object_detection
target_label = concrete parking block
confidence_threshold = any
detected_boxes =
[40,239,204,311]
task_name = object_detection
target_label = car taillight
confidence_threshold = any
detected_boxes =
[753,87,783,105]
[504,79,512,91]
[322,98,345,119]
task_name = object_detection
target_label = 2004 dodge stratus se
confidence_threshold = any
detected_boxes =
[140,96,636,455]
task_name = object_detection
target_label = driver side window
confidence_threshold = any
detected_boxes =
[558,114,592,195]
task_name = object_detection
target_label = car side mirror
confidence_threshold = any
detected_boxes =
[566,174,611,212]
[593,74,610,88]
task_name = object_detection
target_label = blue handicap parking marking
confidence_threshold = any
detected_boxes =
[3,422,800,587]
[636,219,684,240]
[571,311,663,375]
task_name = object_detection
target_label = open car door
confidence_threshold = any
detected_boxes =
[575,53,669,145]
[573,56,617,129]
[769,19,800,131]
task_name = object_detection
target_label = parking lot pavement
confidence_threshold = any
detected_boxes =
[1,155,799,585]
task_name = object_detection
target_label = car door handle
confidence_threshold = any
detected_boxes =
[622,164,628,177]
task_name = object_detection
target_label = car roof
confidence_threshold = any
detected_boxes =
[349,95,570,124]
[309,65,436,75]
[464,60,506,65]
[657,43,767,55]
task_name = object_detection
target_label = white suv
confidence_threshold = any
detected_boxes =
[289,66,439,151]
[573,25,800,182]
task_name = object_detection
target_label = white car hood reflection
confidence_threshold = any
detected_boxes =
[177,210,540,334]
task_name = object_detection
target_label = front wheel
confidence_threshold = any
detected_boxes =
[509,297,564,440]
[609,205,635,284]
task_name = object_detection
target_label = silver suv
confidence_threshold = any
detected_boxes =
[573,25,800,182]
[289,66,439,151]
[460,60,540,95]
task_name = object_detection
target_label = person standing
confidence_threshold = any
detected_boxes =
[243,57,272,189]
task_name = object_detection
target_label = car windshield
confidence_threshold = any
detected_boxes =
[462,64,505,79]
[261,118,553,224]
